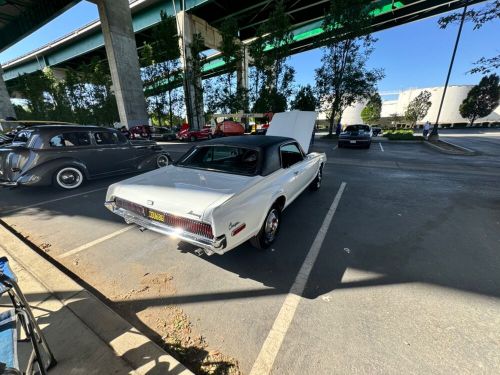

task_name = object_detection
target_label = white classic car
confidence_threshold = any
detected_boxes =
[105,111,326,255]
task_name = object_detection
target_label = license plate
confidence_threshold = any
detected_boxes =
[148,209,165,223]
[350,140,356,144]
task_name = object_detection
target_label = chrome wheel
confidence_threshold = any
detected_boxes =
[55,167,83,189]
[157,154,170,168]
[264,208,280,242]
[316,168,322,189]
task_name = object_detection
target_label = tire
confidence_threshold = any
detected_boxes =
[190,135,197,142]
[208,134,213,140]
[337,142,343,148]
[156,154,170,168]
[309,164,323,191]
[53,166,84,190]
[250,205,281,250]
[366,142,371,149]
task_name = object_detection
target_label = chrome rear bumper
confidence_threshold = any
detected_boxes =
[104,201,226,255]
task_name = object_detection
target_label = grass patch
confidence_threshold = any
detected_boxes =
[383,130,423,141]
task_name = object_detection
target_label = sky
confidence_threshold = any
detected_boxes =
[1,0,499,94]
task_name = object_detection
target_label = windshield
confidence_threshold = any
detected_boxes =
[177,145,259,176]
[345,125,370,133]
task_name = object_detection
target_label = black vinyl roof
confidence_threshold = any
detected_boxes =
[202,135,294,149]
[189,135,298,176]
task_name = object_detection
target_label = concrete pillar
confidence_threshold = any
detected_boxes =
[96,0,148,128]
[237,46,249,92]
[176,11,206,130]
[0,65,16,120]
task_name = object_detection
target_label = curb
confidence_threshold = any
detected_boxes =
[0,222,193,375]
[423,139,477,155]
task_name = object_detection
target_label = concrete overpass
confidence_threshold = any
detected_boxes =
[0,0,483,128]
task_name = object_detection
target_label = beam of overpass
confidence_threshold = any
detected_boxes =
[1,0,485,82]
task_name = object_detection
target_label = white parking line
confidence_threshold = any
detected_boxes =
[379,142,384,152]
[249,182,347,375]
[332,145,338,150]
[58,226,134,259]
[1,187,107,215]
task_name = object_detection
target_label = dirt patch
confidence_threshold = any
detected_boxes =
[113,272,241,375]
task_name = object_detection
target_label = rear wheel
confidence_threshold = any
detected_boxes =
[208,134,213,139]
[190,135,197,142]
[250,205,281,250]
[53,167,84,190]
[309,164,323,191]
[156,154,170,168]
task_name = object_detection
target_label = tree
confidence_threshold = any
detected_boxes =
[140,11,183,127]
[12,59,119,126]
[360,93,382,124]
[439,1,500,74]
[205,18,248,114]
[404,90,432,126]
[314,0,384,135]
[249,1,295,112]
[459,74,500,126]
[291,85,318,111]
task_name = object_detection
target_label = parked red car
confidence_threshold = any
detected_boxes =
[214,120,245,137]
[176,124,213,142]
[129,125,151,139]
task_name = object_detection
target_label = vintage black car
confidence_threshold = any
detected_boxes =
[338,124,372,148]
[0,125,171,190]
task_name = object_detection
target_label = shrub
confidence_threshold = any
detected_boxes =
[382,129,423,140]
[452,123,467,128]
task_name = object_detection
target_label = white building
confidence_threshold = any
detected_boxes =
[321,85,500,126]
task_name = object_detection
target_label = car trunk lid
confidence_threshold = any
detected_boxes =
[109,166,258,221]
[266,111,318,153]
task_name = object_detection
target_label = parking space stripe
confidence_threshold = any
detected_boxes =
[249,182,347,375]
[379,142,384,152]
[58,226,134,259]
[1,187,107,215]
[332,145,338,150]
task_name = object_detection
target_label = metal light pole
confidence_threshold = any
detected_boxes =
[429,0,469,141]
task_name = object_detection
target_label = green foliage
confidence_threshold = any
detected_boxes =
[459,74,500,126]
[204,18,248,114]
[438,1,499,75]
[249,1,295,111]
[253,89,287,113]
[11,60,119,126]
[140,11,183,127]
[383,130,423,140]
[404,90,432,126]
[315,0,384,135]
[360,93,382,124]
[291,85,318,111]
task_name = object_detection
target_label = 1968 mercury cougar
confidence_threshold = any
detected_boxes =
[105,111,326,255]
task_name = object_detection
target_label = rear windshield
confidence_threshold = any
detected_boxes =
[177,145,259,176]
[345,125,370,132]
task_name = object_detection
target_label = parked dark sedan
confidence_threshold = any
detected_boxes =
[0,125,171,190]
[338,124,372,148]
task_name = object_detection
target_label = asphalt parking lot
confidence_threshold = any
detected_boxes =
[1,132,500,374]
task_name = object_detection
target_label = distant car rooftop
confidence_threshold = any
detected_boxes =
[27,124,109,132]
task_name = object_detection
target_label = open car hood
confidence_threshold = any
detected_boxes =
[266,111,317,153]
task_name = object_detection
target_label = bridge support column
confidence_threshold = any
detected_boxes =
[176,11,207,130]
[237,46,250,109]
[96,0,148,128]
[0,65,16,120]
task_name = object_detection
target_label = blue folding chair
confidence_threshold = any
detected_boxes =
[0,257,56,375]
